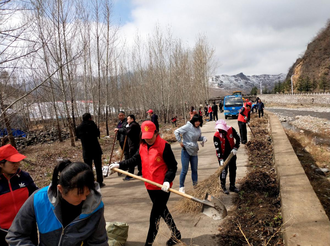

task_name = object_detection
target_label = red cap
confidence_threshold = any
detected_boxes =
[147,109,153,114]
[0,145,26,162]
[246,102,252,107]
[141,121,156,139]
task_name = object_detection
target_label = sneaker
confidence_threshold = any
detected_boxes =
[222,188,229,195]
[229,186,239,193]
[99,183,106,188]
[166,231,181,246]
[179,187,185,193]
[123,176,133,181]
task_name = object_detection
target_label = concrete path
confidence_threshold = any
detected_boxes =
[102,113,249,246]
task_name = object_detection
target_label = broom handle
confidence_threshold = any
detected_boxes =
[108,132,118,165]
[120,135,128,161]
[247,123,255,138]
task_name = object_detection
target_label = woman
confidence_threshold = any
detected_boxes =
[174,115,207,193]
[189,106,197,120]
[0,144,38,246]
[110,121,181,246]
[6,160,108,246]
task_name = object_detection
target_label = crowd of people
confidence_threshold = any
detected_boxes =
[0,97,262,245]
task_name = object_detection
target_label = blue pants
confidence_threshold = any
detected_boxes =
[180,149,198,187]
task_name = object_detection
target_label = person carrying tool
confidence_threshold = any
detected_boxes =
[0,145,38,246]
[6,160,108,246]
[109,121,181,246]
[213,120,240,194]
[237,101,251,144]
[76,113,105,188]
[114,111,129,161]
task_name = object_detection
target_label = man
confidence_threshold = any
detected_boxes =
[257,98,264,118]
[114,111,129,162]
[76,113,104,187]
[147,109,159,131]
[123,114,141,180]
[237,102,251,144]
[219,100,223,113]
[212,102,218,121]
[213,120,240,194]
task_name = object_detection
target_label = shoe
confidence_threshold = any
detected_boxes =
[166,231,181,246]
[99,183,106,188]
[123,176,132,181]
[222,187,229,195]
[229,186,239,193]
[179,187,185,193]
[241,141,247,144]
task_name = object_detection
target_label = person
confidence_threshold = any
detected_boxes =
[219,100,223,113]
[114,111,129,161]
[171,116,177,127]
[6,160,108,246]
[0,145,38,246]
[124,114,142,179]
[109,121,181,246]
[213,120,240,194]
[198,107,204,127]
[147,109,159,131]
[212,102,218,121]
[189,106,197,120]
[208,104,213,121]
[174,115,207,193]
[257,98,264,118]
[237,102,252,144]
[251,103,258,113]
[204,104,208,118]
[76,113,104,187]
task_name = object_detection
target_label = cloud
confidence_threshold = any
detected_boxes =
[115,0,330,75]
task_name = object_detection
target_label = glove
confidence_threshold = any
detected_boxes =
[244,116,247,121]
[161,181,170,192]
[231,148,238,156]
[219,159,224,166]
[203,137,207,142]
[109,163,119,174]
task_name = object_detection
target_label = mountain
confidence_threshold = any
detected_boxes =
[209,72,286,96]
[286,21,330,89]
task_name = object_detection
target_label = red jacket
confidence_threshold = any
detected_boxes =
[238,107,250,123]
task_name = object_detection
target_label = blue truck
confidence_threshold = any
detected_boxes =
[223,95,244,119]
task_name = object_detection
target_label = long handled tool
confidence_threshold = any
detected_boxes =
[105,132,117,177]
[247,123,255,138]
[111,167,227,220]
[117,135,128,177]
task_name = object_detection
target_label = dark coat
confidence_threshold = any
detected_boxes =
[76,120,102,159]
[151,114,159,131]
[212,104,218,113]
[116,118,128,146]
[126,121,141,157]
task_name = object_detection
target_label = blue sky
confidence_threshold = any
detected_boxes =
[112,0,330,76]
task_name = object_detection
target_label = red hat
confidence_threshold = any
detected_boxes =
[141,121,156,139]
[246,102,252,107]
[147,109,153,114]
[0,145,26,162]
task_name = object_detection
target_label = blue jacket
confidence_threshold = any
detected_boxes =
[6,184,107,246]
[257,102,264,110]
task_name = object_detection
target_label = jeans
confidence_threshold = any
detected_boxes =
[180,149,198,187]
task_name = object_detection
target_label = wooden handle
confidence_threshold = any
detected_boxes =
[215,152,234,176]
[112,168,194,200]
[120,136,128,161]
[108,132,118,165]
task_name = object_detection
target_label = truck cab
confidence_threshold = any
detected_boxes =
[223,95,243,119]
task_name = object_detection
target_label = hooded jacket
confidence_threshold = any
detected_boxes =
[6,183,107,246]
[174,121,205,156]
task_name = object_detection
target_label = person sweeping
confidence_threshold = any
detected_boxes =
[213,120,240,194]
[110,121,181,246]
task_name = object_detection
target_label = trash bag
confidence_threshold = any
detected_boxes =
[106,222,129,246]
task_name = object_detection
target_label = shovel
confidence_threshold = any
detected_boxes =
[247,123,255,138]
[111,167,227,220]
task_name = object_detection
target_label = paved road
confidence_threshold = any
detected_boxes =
[102,113,248,246]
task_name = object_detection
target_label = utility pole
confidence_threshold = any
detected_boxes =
[259,80,262,94]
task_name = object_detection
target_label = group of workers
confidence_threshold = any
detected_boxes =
[0,99,255,246]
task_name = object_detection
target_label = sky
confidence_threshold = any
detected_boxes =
[111,0,330,76]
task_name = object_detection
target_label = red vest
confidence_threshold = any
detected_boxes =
[139,135,172,190]
[214,127,235,155]
[238,107,250,123]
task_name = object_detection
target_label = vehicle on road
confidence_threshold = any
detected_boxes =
[232,91,242,96]
[223,95,244,119]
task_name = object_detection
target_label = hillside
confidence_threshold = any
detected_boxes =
[287,21,330,89]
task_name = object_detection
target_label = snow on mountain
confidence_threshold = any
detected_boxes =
[209,72,286,93]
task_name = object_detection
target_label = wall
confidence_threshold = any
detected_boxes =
[257,93,330,105]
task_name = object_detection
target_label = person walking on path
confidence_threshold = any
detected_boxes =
[110,121,181,246]
[219,100,223,113]
[257,98,264,118]
[123,114,142,180]
[212,102,218,121]
[0,145,38,246]
[76,113,104,187]
[237,102,251,144]
[189,106,197,120]
[114,111,129,161]
[147,109,159,131]
[213,120,240,194]
[174,115,207,193]
[204,104,208,118]
[6,160,108,246]
[208,104,213,121]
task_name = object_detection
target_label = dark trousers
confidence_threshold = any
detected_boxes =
[220,156,237,188]
[258,109,264,118]
[128,148,141,175]
[238,121,247,144]
[213,111,218,121]
[146,190,180,244]
[84,155,103,184]
[209,112,213,121]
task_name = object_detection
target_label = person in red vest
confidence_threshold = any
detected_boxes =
[0,145,38,245]
[109,121,181,246]
[237,101,252,144]
[213,120,240,194]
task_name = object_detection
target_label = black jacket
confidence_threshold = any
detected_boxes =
[116,118,128,146]
[212,104,218,113]
[76,120,102,159]
[151,114,159,131]
[126,121,141,157]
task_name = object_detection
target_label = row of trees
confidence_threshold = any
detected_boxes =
[0,0,215,147]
